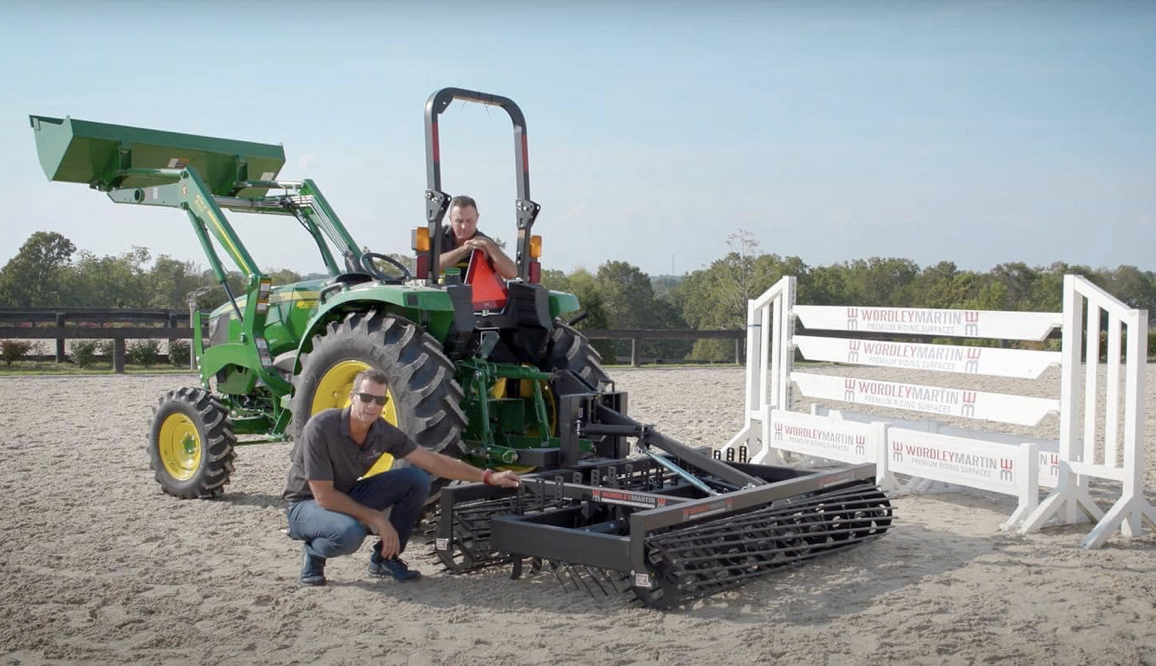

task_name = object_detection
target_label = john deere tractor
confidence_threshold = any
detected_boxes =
[31,88,607,499]
[32,89,891,608]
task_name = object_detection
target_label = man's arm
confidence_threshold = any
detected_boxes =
[468,237,517,279]
[402,447,520,487]
[438,243,474,271]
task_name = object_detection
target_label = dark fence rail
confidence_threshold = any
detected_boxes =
[0,309,750,372]
[0,307,199,325]
[578,329,744,367]
[0,308,210,373]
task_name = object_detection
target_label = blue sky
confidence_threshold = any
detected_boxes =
[2,0,1153,278]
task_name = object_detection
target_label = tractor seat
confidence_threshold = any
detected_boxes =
[272,350,296,381]
[318,272,374,307]
[325,272,373,286]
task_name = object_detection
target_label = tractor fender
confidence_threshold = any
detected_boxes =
[289,282,457,376]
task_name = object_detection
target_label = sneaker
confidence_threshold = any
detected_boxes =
[300,548,326,586]
[369,554,421,582]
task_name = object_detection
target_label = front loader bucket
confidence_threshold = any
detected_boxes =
[29,115,285,197]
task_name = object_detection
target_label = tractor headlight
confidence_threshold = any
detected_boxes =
[207,315,229,348]
[205,316,218,349]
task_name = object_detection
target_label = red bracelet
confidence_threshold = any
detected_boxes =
[482,469,494,485]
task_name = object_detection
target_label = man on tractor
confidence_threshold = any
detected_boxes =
[283,368,521,586]
[436,195,518,279]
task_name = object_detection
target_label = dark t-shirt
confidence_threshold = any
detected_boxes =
[439,226,492,272]
[283,407,418,503]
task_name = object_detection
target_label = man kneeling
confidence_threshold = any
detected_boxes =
[283,368,519,586]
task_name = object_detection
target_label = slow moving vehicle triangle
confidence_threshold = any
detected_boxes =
[464,248,508,311]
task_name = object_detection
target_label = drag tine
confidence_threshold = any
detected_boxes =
[598,567,630,594]
[550,560,573,592]
[583,565,609,596]
[569,564,597,597]
[593,567,615,593]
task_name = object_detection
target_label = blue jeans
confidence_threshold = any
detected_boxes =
[286,467,431,560]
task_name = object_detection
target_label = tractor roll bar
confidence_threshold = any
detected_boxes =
[425,87,530,200]
[424,87,540,282]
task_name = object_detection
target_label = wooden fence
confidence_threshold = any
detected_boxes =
[581,329,743,367]
[0,308,207,373]
[0,308,745,372]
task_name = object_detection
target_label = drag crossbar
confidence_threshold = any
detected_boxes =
[518,478,691,509]
[592,403,765,489]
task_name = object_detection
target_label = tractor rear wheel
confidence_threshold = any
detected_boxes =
[148,387,237,499]
[542,322,609,388]
[291,310,467,472]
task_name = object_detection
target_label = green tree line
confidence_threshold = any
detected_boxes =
[0,231,309,312]
[3,230,1154,362]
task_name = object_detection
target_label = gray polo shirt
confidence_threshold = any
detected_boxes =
[283,407,418,503]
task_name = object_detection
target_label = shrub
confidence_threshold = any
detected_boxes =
[687,338,736,363]
[0,340,33,367]
[70,340,102,368]
[169,339,191,367]
[127,339,162,367]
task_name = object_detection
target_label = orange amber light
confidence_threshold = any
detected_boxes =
[412,227,430,252]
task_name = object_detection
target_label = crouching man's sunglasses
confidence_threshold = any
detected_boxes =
[355,392,388,405]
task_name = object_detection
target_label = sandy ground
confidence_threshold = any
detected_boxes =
[1,366,1154,666]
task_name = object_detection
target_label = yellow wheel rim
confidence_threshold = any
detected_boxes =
[312,360,397,476]
[158,412,202,481]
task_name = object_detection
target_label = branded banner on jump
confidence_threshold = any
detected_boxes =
[935,425,1061,489]
[793,336,1060,379]
[887,428,1023,495]
[768,409,875,464]
[791,372,1059,426]
[794,305,1061,341]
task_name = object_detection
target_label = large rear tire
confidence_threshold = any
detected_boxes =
[541,322,610,388]
[291,309,467,466]
[148,387,237,499]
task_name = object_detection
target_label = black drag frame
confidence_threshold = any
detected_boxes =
[472,461,878,589]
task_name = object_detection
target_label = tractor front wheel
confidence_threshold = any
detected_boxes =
[148,387,237,499]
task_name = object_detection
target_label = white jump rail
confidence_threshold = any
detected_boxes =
[722,274,1153,547]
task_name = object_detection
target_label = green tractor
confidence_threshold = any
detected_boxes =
[31,88,608,499]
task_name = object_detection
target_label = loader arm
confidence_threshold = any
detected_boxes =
[102,166,290,398]
[27,114,380,412]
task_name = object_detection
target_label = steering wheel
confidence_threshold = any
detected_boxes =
[360,252,412,283]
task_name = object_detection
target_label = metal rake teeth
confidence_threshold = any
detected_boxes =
[545,559,632,598]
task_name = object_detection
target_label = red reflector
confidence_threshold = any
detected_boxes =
[464,250,508,310]
[528,260,541,284]
[415,254,430,280]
